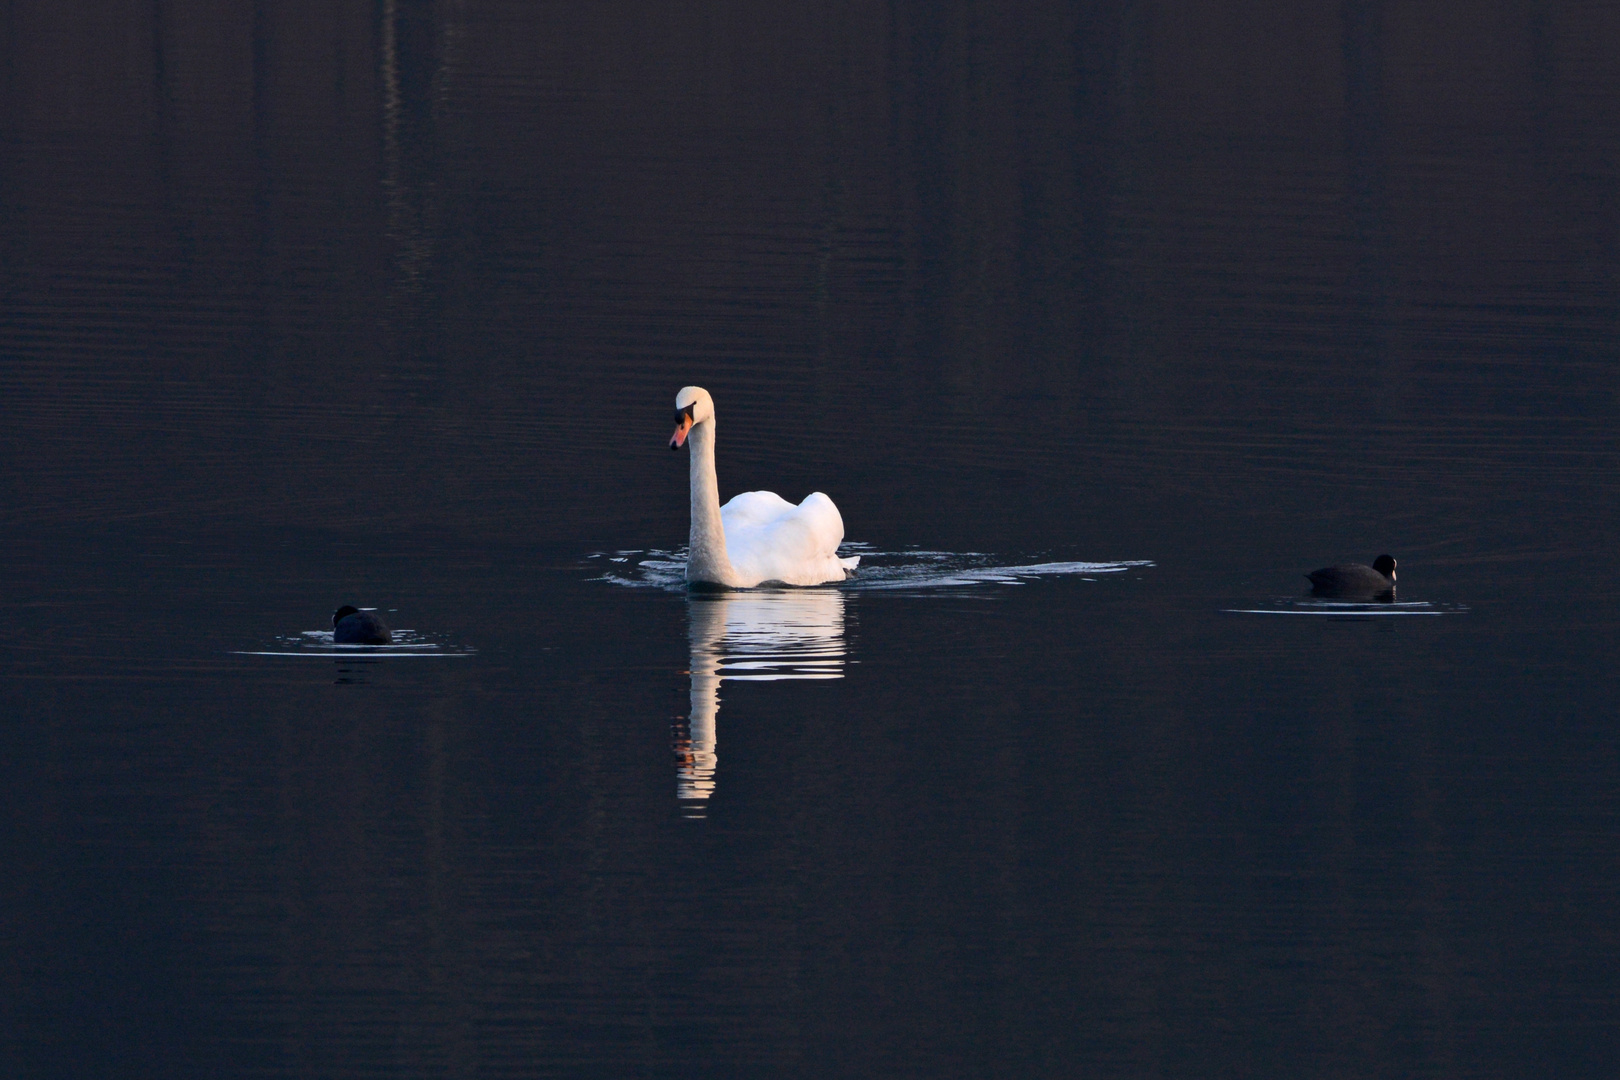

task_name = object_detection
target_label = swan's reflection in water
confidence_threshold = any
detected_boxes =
[675,588,846,817]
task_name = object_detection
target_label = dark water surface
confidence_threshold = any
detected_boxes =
[4,1,1620,1076]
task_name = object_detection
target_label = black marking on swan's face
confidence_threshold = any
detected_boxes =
[670,402,698,450]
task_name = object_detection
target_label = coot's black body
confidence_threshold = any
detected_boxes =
[1306,555,1397,598]
[332,605,392,644]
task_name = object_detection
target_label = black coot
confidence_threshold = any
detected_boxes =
[332,605,392,644]
[1306,555,1397,598]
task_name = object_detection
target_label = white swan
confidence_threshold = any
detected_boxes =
[669,386,859,587]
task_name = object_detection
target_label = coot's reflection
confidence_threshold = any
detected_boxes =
[675,588,846,817]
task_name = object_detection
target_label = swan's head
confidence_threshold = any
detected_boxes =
[1373,554,1396,581]
[670,386,714,449]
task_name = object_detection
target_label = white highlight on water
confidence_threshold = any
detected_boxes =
[590,546,1152,593]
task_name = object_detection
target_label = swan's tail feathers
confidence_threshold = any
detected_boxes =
[839,555,861,576]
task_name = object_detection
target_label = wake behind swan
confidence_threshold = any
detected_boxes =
[592,546,1151,593]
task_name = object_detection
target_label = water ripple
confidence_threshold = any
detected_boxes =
[590,546,1152,593]
[1223,600,1468,617]
[233,627,475,657]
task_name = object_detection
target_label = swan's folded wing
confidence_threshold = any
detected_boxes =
[720,490,799,531]
[793,492,846,551]
[724,491,850,586]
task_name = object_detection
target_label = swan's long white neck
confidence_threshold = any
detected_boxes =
[686,419,742,586]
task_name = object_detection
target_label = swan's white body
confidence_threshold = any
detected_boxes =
[672,386,858,588]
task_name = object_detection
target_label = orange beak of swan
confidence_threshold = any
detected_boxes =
[670,415,693,449]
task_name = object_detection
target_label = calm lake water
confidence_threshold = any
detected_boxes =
[4,1,1619,1076]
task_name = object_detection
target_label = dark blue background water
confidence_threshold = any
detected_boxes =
[3,1,1618,1076]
